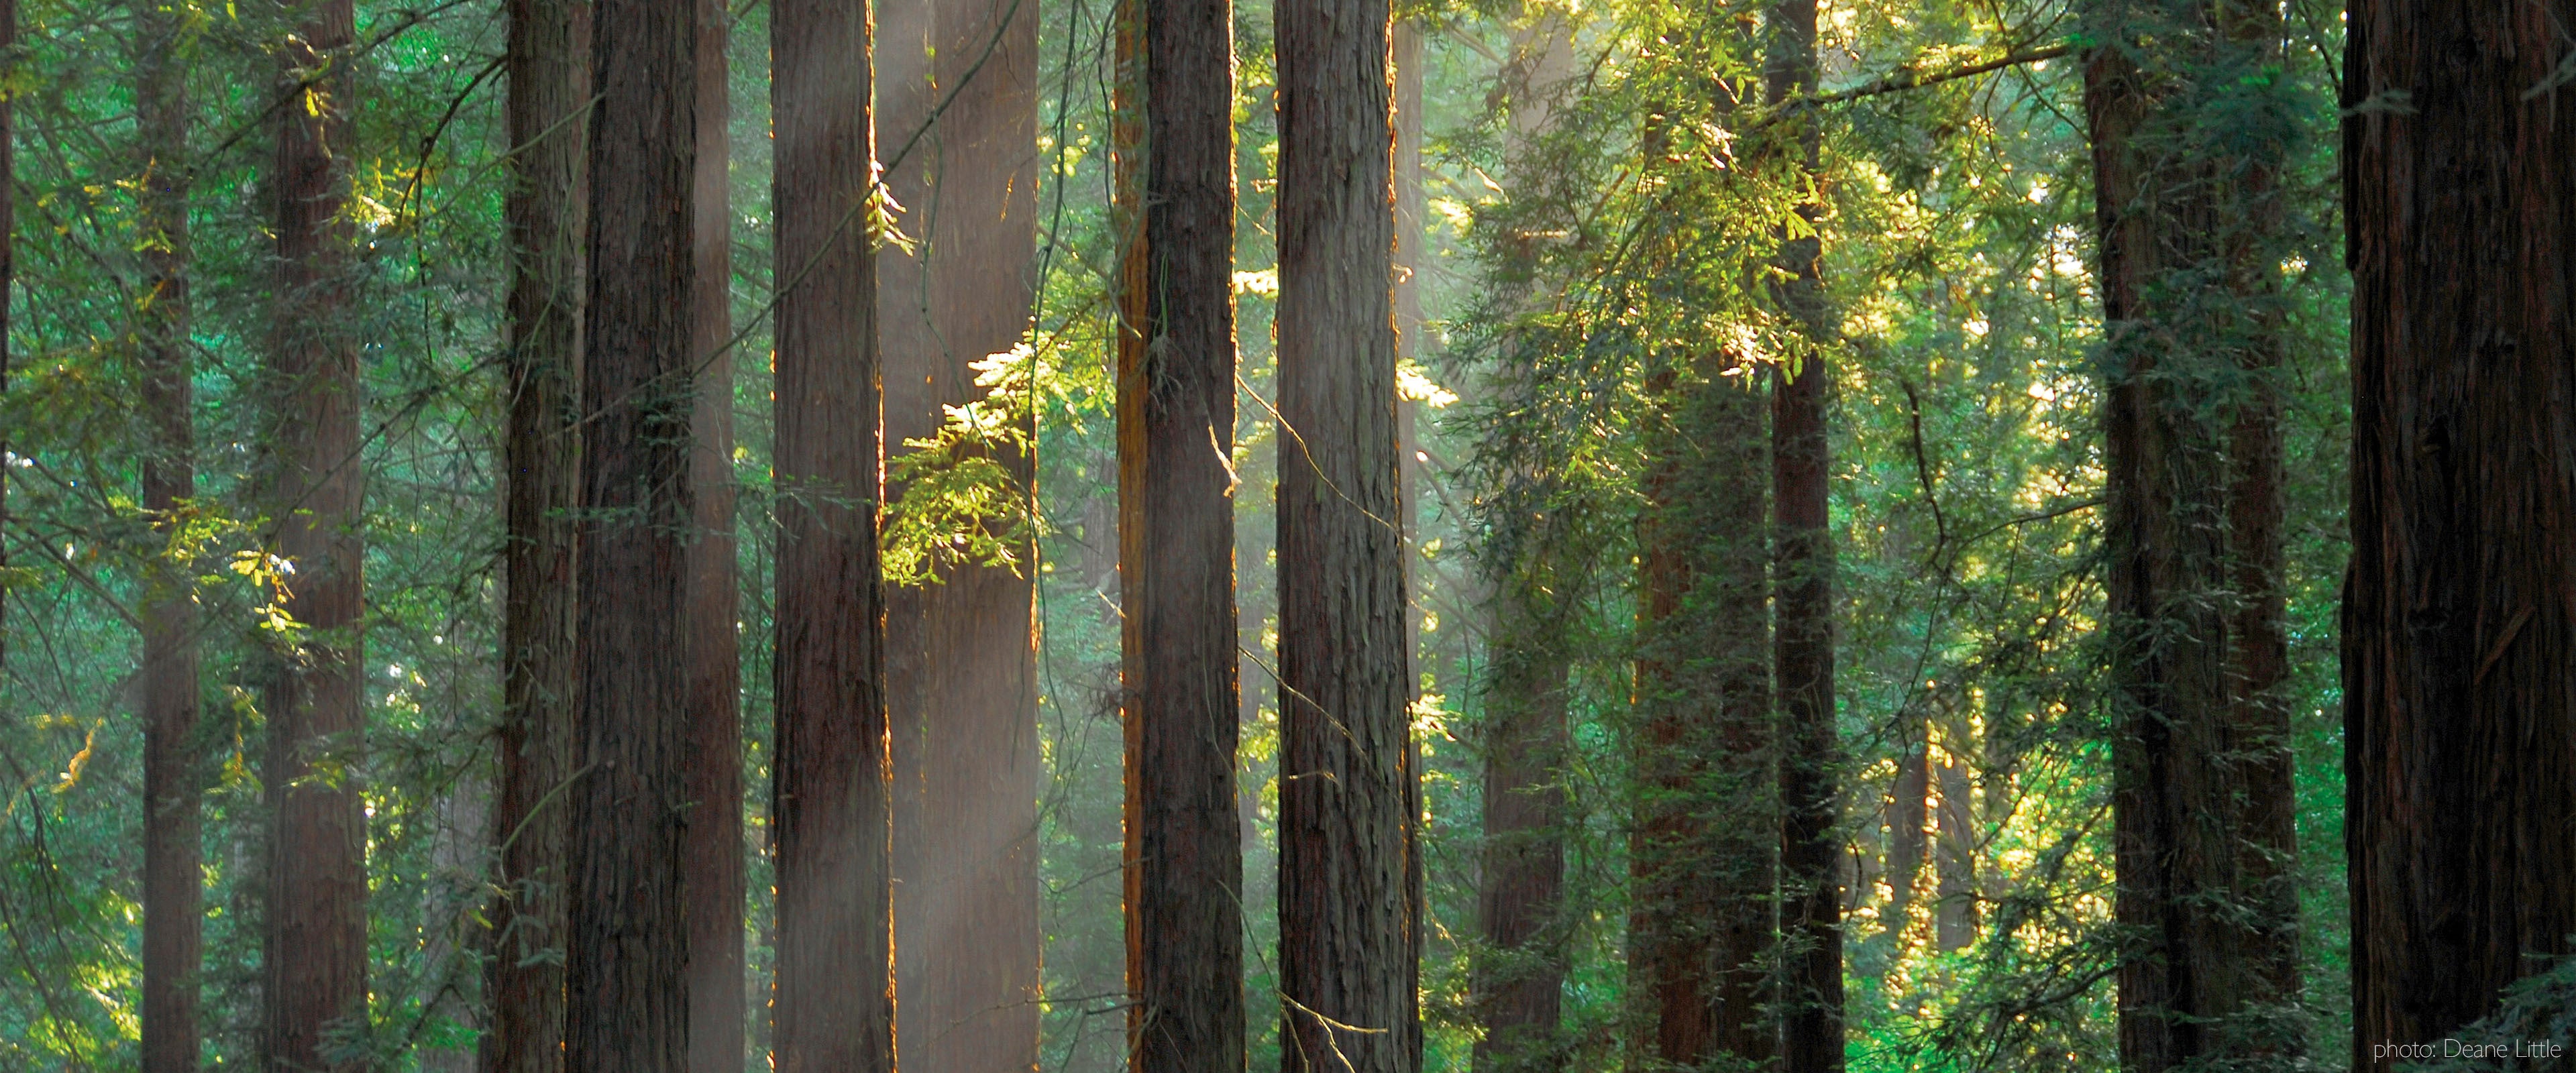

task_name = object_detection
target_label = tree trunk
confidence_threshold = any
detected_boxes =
[564,0,696,1066]
[2083,0,2303,1061]
[138,5,201,1068]
[1933,750,1975,952]
[1391,23,1428,1070]
[1274,0,1415,1067]
[1886,739,1927,936]
[881,0,1044,1064]
[1768,0,1839,1058]
[769,0,895,1065]
[490,0,589,1069]
[1116,0,1246,1062]
[685,0,744,1067]
[264,3,370,1068]
[2343,0,2576,1059]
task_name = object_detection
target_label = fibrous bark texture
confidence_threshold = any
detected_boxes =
[770,0,894,1066]
[685,0,744,1068]
[564,0,695,1067]
[1116,0,1246,1066]
[2084,0,2303,1062]
[1275,0,1416,1066]
[490,1,588,1070]
[2343,0,2576,1060]
[881,0,1044,1065]
[138,5,201,1068]
[264,5,370,1069]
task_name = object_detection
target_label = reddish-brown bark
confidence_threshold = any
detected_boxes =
[264,5,370,1068]
[2343,0,2576,1060]
[563,0,696,1067]
[1116,0,1246,1064]
[769,0,894,1065]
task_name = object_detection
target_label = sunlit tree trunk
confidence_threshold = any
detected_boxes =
[2084,0,2302,1061]
[1116,0,1247,1062]
[2343,0,2576,1059]
[489,0,589,1068]
[881,0,1044,1064]
[564,0,696,1066]
[136,5,201,1068]
[263,4,370,1068]
[684,0,744,1066]
[769,0,894,1065]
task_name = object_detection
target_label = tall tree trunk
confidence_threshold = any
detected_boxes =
[1116,0,1246,1062]
[2084,0,2302,1062]
[1932,749,1975,952]
[264,4,370,1068]
[1391,23,1428,1071]
[1886,738,1926,937]
[1275,0,1415,1067]
[1630,360,1772,1068]
[2343,0,2576,1059]
[769,0,894,1065]
[564,0,695,1066]
[883,0,1044,1063]
[1768,0,1839,1058]
[490,0,589,1069]
[684,0,744,1067]
[138,5,201,1069]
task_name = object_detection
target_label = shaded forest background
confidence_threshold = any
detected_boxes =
[0,0,2474,1067]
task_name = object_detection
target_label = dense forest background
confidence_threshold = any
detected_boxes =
[0,0,2567,1069]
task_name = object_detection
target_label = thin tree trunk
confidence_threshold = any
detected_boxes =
[564,0,696,1066]
[489,0,589,1069]
[883,0,1044,1062]
[1116,0,1246,1062]
[264,3,370,1068]
[1768,0,1839,1056]
[684,0,744,1066]
[138,5,201,1068]
[769,0,894,1064]
[2343,0,2576,1058]
[2083,0,2302,1060]
[1274,0,1416,1067]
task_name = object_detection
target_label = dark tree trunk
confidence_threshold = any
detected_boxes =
[2343,0,2576,1060]
[2084,0,2302,1062]
[138,5,201,1068]
[1391,24,1428,1070]
[769,0,895,1065]
[1886,739,1926,934]
[684,0,743,1067]
[1768,0,1839,1058]
[1630,359,1772,1068]
[564,0,696,1066]
[1933,751,1976,952]
[264,5,370,1069]
[882,0,1044,1064]
[1274,0,1415,1066]
[1115,0,1246,1063]
[490,0,589,1070]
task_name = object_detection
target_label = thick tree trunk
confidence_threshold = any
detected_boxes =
[564,0,695,1067]
[1768,0,1839,1058]
[769,0,895,1066]
[2343,0,2576,1060]
[489,1,588,1070]
[138,5,201,1068]
[882,0,1044,1064]
[264,5,370,1069]
[2083,0,2302,1062]
[1275,0,1415,1067]
[1630,361,1772,1068]
[684,0,744,1067]
[1116,0,1246,1063]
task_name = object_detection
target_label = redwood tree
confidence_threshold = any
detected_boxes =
[137,4,200,1069]
[563,0,696,1066]
[881,0,1044,1065]
[264,4,371,1069]
[1116,0,1246,1063]
[488,0,588,1069]
[2343,0,2576,1059]
[1274,0,1417,1066]
[769,0,895,1064]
